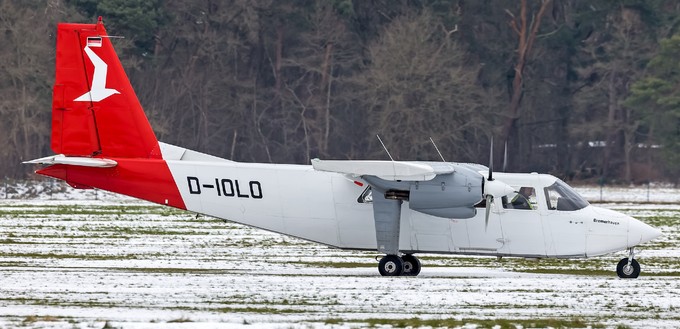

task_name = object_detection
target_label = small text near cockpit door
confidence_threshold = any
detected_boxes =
[543,180,589,257]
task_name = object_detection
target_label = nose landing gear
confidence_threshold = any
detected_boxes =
[378,254,421,277]
[616,248,641,278]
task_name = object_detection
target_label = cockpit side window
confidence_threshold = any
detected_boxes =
[503,186,537,210]
[543,179,589,211]
[358,186,373,203]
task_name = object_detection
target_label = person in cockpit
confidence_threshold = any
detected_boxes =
[511,186,535,210]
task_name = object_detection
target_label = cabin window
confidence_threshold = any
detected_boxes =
[503,186,537,210]
[543,179,589,211]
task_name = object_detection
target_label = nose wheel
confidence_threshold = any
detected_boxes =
[378,254,421,277]
[616,248,641,278]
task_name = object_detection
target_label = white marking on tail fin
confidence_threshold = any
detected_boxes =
[74,46,120,102]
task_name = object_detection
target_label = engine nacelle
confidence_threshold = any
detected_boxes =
[362,164,484,219]
[408,165,483,219]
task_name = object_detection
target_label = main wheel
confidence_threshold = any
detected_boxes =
[401,254,421,276]
[616,258,640,278]
[378,255,404,276]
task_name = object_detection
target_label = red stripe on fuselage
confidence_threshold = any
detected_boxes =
[37,159,186,210]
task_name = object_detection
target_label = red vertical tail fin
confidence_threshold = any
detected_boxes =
[29,18,186,210]
[52,17,161,159]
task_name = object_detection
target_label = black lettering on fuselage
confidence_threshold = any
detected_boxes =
[187,177,201,194]
[235,180,249,198]
[221,179,235,196]
[186,176,263,199]
[250,181,263,199]
[214,179,221,196]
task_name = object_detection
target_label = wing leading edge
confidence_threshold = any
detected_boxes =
[311,158,457,181]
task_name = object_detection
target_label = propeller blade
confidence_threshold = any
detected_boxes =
[488,137,494,181]
[503,141,508,172]
[484,195,492,232]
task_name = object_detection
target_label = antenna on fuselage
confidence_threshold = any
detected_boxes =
[429,137,446,162]
[376,135,394,161]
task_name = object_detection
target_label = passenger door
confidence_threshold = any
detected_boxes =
[465,198,505,253]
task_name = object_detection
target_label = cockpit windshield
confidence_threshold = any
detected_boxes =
[544,179,589,211]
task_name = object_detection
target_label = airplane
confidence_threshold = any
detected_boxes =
[26,18,662,278]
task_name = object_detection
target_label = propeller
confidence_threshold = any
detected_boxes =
[485,137,494,231]
[488,137,494,181]
[503,141,508,172]
[484,194,493,231]
[483,137,514,231]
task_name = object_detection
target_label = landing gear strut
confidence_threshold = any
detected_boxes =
[377,254,421,277]
[616,248,641,278]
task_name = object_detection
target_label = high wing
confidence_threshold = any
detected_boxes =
[311,158,458,181]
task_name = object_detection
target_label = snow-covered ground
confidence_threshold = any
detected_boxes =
[0,181,679,328]
[575,184,680,203]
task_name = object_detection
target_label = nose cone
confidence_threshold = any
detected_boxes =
[628,218,663,247]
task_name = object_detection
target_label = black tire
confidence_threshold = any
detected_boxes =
[378,255,404,276]
[616,258,640,278]
[401,254,421,276]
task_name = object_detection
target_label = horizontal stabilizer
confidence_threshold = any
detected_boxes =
[24,155,117,168]
[311,159,456,181]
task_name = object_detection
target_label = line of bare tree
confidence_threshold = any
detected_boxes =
[2,0,680,184]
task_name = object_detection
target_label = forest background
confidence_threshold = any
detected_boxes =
[2,0,680,184]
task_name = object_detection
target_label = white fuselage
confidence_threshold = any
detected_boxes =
[160,143,657,259]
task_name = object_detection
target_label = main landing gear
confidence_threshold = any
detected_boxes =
[378,254,421,277]
[616,248,641,278]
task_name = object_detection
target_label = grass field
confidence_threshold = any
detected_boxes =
[0,198,678,328]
